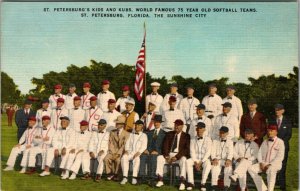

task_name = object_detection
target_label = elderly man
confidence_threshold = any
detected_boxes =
[161,83,183,111]
[65,83,78,110]
[49,84,66,109]
[101,99,121,132]
[141,101,158,131]
[104,115,130,181]
[155,119,190,190]
[81,82,95,110]
[97,80,116,112]
[116,85,134,113]
[51,98,68,130]
[122,100,139,132]
[222,85,243,122]
[69,96,85,132]
[145,82,163,113]
[86,96,103,131]
[36,99,52,127]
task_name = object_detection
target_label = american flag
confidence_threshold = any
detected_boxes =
[134,24,146,101]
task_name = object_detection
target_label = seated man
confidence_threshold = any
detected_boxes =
[210,126,234,191]
[4,116,38,173]
[104,115,130,181]
[185,122,212,191]
[230,128,259,191]
[155,119,190,190]
[120,120,148,185]
[248,124,285,191]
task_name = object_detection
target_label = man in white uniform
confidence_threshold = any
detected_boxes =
[51,98,68,130]
[69,96,85,132]
[116,85,134,113]
[101,99,121,132]
[86,96,103,131]
[145,82,163,113]
[49,84,66,109]
[161,83,183,111]
[65,83,78,110]
[97,80,116,112]
[36,99,52,127]
[141,101,157,131]
[189,104,212,139]
[222,86,243,122]
[81,82,95,110]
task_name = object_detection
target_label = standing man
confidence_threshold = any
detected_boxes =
[86,96,103,132]
[201,83,223,122]
[189,104,212,139]
[68,96,85,132]
[269,104,292,191]
[116,85,134,113]
[49,84,66,109]
[161,83,183,111]
[51,98,68,130]
[120,120,148,185]
[97,80,116,112]
[15,100,36,141]
[145,82,163,113]
[222,86,243,122]
[179,85,200,133]
[81,82,95,110]
[36,99,52,127]
[122,100,139,132]
[6,104,15,127]
[65,83,78,110]
[248,124,285,191]
[155,119,190,190]
[101,99,121,132]
[141,101,157,131]
[104,115,130,181]
[240,99,267,146]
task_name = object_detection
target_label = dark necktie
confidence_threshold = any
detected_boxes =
[223,113,227,117]
[208,95,214,97]
[56,108,61,110]
[227,97,232,99]
[74,108,78,110]
[68,94,72,97]
[170,109,174,111]
[62,128,66,130]
[153,130,158,139]
[90,107,95,109]
[42,109,47,112]
[99,131,104,134]
[245,140,251,144]
[221,139,226,142]
[171,134,178,152]
[101,91,107,94]
[198,117,203,120]
[25,110,29,115]
[81,132,84,134]
[152,93,157,95]
[135,132,139,135]
[43,128,47,130]
[148,112,152,115]
[109,111,113,113]
[28,126,32,129]
[198,137,203,140]
[188,97,193,99]
[268,138,274,142]
[55,95,59,97]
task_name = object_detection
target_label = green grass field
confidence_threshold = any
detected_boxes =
[1,115,298,191]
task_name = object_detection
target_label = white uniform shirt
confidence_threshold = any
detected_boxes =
[97,90,115,112]
[162,108,186,132]
[179,97,200,124]
[74,130,92,151]
[190,136,212,162]
[49,94,66,109]
[19,126,38,146]
[65,92,78,110]
[212,113,239,141]
[33,125,56,149]
[101,110,121,132]
[161,92,183,111]
[211,138,234,160]
[36,107,52,127]
[85,106,103,131]
[68,107,85,132]
[201,94,223,118]
[125,132,148,154]
[51,107,69,130]
[116,96,134,113]
[233,139,259,162]
[145,93,163,113]
[222,95,243,121]
[81,92,95,110]
[189,116,212,139]
[52,126,76,150]
[257,137,285,167]
[89,131,110,154]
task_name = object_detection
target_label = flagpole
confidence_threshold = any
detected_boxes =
[143,22,147,113]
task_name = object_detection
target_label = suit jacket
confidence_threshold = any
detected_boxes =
[162,131,190,160]
[240,111,266,144]
[108,129,130,156]
[269,116,292,150]
[147,128,166,154]
[15,108,36,140]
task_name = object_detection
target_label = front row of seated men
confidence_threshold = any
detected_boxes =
[4,114,284,191]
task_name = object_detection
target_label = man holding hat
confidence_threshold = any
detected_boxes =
[155,119,190,189]
[51,97,68,130]
[97,80,116,112]
[69,96,85,132]
[240,99,267,146]
[146,82,163,113]
[212,102,239,142]
[104,115,130,181]
[89,119,110,182]
[179,85,200,133]
[201,83,223,122]
[141,101,158,131]
[189,104,212,139]
[116,85,135,113]
[139,115,166,181]
[65,83,78,110]
[4,116,38,172]
[101,99,121,132]
[36,99,52,127]
[67,120,92,180]
[162,96,186,132]
[210,126,234,191]
[222,85,243,122]
[49,84,66,109]
[269,104,292,191]
[81,82,95,110]
[230,128,259,191]
[120,120,148,185]
[248,124,285,191]
[15,99,36,141]
[86,96,103,131]
[122,99,139,132]
[161,82,183,111]
[185,122,212,191]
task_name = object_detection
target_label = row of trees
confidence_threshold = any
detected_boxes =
[1,60,298,126]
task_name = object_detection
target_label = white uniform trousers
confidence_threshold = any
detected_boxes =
[156,153,187,179]
[59,149,75,170]
[6,146,26,167]
[186,159,211,185]
[121,153,141,177]
[27,147,46,168]
[233,159,253,190]
[211,159,232,187]
[44,147,61,168]
[69,151,90,174]
[248,163,281,191]
[96,153,107,175]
